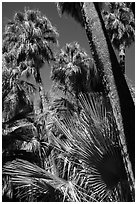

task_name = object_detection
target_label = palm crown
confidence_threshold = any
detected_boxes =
[102,2,135,74]
[103,3,135,49]
[3,8,59,112]
[51,42,99,97]
[2,3,135,202]
[3,8,59,71]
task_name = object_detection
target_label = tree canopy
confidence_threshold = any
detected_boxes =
[2,3,135,202]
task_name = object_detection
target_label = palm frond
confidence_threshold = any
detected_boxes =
[3,159,79,201]
[3,118,36,141]
[51,41,98,96]
[53,92,132,201]
[3,8,59,65]
[102,2,135,49]
[3,82,34,123]
[57,3,84,27]
[2,175,13,200]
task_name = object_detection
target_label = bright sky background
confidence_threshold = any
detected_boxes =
[2,2,135,95]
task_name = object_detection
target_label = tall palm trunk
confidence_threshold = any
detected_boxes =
[80,2,134,199]
[119,43,126,74]
[36,69,46,113]
[38,82,46,112]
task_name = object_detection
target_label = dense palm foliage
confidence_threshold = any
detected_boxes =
[2,3,135,202]
[3,8,59,112]
[2,8,58,201]
[2,57,35,123]
[3,92,134,201]
[102,2,135,74]
[57,1,135,194]
[2,57,37,201]
[51,42,101,98]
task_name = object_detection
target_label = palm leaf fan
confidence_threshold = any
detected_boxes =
[54,92,132,201]
[3,159,83,201]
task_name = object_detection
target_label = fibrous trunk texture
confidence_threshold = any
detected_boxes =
[80,2,134,200]
[38,83,46,112]
[119,43,125,75]
[35,69,46,113]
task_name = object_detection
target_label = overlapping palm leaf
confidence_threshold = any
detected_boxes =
[3,159,84,202]
[102,2,135,49]
[3,92,133,201]
[2,68,35,123]
[53,92,131,201]
[51,42,99,96]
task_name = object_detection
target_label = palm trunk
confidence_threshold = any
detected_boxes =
[125,76,135,103]
[38,82,46,112]
[119,43,126,75]
[80,2,134,199]
[35,69,46,113]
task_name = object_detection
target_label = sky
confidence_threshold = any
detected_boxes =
[2,2,135,95]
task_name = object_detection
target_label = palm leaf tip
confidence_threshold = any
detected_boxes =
[56,2,84,27]
[3,159,70,201]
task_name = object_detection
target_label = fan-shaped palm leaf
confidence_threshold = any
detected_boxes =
[53,92,134,201]
[56,4,135,185]
[3,159,82,202]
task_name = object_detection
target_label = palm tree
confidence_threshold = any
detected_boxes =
[2,58,37,201]
[51,41,100,98]
[2,57,36,161]
[2,4,135,201]
[3,92,134,201]
[57,2,135,194]
[3,158,82,202]
[3,62,51,166]
[54,92,134,201]
[2,56,35,123]
[102,2,135,74]
[3,8,59,112]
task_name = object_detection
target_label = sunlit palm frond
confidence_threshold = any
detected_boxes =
[78,92,107,127]
[3,159,82,201]
[53,92,131,201]
[102,2,135,49]
[3,8,59,73]
[3,8,59,113]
